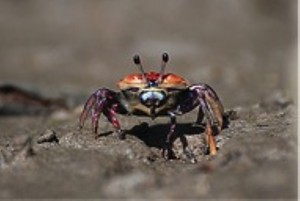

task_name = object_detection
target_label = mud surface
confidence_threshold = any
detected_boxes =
[0,97,297,199]
[0,0,297,200]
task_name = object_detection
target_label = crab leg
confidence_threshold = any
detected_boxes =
[103,104,125,140]
[203,85,224,132]
[198,86,224,155]
[206,122,217,155]
[91,101,104,134]
[199,97,217,155]
[79,94,97,129]
[166,112,176,145]
[161,112,177,159]
[176,83,223,155]
[190,84,224,131]
[79,88,126,139]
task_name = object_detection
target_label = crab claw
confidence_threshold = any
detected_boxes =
[79,95,97,129]
[79,88,124,138]
[191,83,224,132]
[175,83,223,156]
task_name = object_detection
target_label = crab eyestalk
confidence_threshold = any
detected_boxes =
[133,54,147,83]
[158,52,169,83]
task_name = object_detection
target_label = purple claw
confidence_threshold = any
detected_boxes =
[173,83,224,155]
[79,88,124,137]
[79,95,96,129]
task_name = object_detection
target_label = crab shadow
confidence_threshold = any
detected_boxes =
[127,122,204,149]
[128,115,230,149]
[96,115,230,150]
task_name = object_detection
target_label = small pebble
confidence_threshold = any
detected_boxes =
[37,129,59,144]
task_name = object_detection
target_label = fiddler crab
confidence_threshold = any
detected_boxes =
[79,53,224,160]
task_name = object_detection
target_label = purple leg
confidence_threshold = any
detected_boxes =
[191,84,223,155]
[162,112,177,159]
[173,83,224,156]
[103,104,126,140]
[79,88,125,138]
[180,83,224,131]
[162,112,196,161]
[80,95,96,129]
[195,108,204,125]
[192,83,224,131]
[91,101,103,134]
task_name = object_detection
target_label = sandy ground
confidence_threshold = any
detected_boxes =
[0,0,297,199]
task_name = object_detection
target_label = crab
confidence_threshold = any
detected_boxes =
[79,53,224,159]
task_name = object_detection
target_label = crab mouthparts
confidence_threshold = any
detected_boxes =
[140,90,166,117]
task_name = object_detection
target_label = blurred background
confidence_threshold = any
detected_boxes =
[0,0,296,108]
